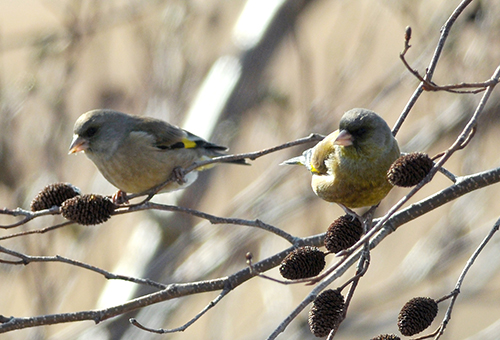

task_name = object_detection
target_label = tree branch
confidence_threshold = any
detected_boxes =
[392,0,475,136]
[0,233,323,333]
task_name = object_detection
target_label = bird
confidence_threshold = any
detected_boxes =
[69,109,247,200]
[281,108,400,212]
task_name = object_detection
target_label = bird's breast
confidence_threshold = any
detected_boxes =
[87,141,201,193]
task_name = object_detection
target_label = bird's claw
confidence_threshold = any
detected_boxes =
[339,204,362,223]
[172,167,187,185]
[112,190,129,205]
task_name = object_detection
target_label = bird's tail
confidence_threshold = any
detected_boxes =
[279,155,306,166]
[184,132,249,166]
[280,148,317,173]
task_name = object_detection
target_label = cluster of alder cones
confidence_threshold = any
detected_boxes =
[278,153,436,338]
[30,152,435,338]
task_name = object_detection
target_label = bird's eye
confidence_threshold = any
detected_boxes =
[354,127,366,136]
[83,126,99,138]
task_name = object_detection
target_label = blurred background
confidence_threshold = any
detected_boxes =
[0,0,499,339]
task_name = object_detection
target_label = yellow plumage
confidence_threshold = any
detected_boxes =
[282,108,400,209]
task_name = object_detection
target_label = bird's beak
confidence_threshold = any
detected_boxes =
[68,135,89,154]
[334,130,353,146]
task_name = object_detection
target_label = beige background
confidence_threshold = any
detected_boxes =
[0,0,499,339]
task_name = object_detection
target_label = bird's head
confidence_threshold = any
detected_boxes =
[69,110,132,158]
[336,108,394,159]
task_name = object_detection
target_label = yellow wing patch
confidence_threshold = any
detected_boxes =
[182,138,197,149]
[309,163,320,174]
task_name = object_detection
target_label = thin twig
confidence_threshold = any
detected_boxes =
[247,251,334,286]
[0,245,167,289]
[432,218,500,339]
[116,202,300,245]
[392,0,475,136]
[267,164,500,339]
[1,162,500,334]
[339,65,500,259]
[325,209,374,340]
[123,133,324,202]
[400,41,493,94]
[0,221,73,241]
[438,166,457,183]
[0,206,60,228]
[246,252,301,285]
[2,199,299,245]
[0,233,324,334]
[130,289,230,333]
[3,135,323,231]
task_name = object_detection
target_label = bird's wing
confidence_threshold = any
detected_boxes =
[280,155,305,166]
[133,117,227,151]
[182,131,227,151]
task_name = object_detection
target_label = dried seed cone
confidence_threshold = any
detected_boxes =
[61,194,116,225]
[324,215,363,253]
[279,246,325,280]
[309,289,345,337]
[387,152,434,187]
[30,183,81,211]
[398,297,438,336]
[370,335,401,340]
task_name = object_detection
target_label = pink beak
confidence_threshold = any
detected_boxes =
[68,135,89,154]
[334,130,353,146]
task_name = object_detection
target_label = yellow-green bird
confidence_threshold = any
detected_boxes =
[282,108,400,210]
[69,109,246,197]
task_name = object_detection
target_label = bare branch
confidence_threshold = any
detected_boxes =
[267,163,500,339]
[432,219,500,339]
[0,221,72,241]
[0,233,323,333]
[122,133,325,202]
[0,245,167,289]
[1,162,500,334]
[392,0,476,136]
[116,202,300,245]
[2,190,300,245]
[340,64,500,258]
[0,206,60,228]
[130,289,229,334]
[400,41,496,94]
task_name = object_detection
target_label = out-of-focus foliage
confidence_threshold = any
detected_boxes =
[0,1,499,339]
